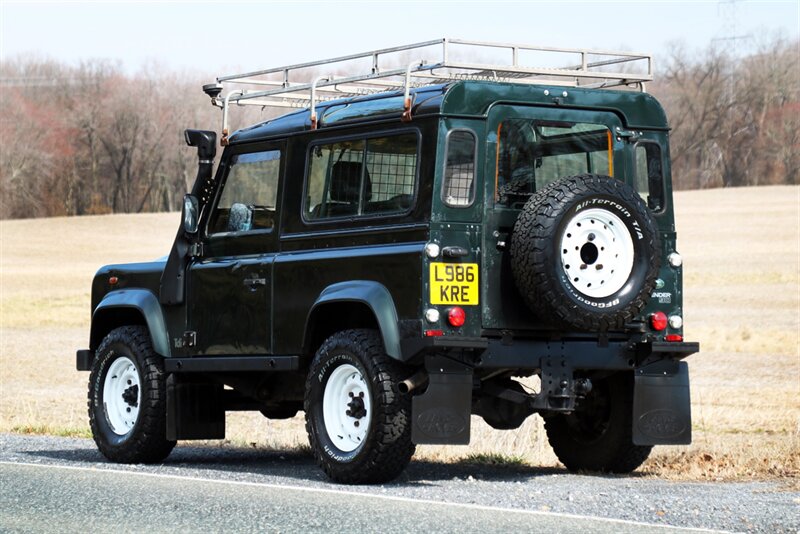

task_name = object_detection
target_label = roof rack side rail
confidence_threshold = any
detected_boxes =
[204,38,654,143]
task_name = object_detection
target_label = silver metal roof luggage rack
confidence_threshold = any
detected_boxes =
[204,38,653,144]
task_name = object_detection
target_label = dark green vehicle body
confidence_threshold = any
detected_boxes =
[79,80,697,451]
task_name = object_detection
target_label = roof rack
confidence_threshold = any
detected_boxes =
[204,38,653,144]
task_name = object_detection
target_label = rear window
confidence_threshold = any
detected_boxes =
[635,141,665,211]
[442,130,476,207]
[305,133,418,221]
[496,120,612,206]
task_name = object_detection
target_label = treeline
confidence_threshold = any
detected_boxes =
[0,59,218,219]
[1,38,797,219]
[651,37,799,189]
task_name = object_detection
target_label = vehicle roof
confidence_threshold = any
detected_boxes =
[228,80,668,144]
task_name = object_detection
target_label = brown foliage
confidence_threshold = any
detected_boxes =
[652,37,800,189]
[0,58,218,218]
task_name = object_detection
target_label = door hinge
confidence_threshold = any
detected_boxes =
[614,126,641,143]
[183,331,197,348]
[189,242,204,257]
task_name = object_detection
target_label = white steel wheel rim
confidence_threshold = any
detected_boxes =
[322,363,372,453]
[103,356,141,436]
[560,208,635,298]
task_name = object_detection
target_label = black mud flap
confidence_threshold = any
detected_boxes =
[633,361,691,445]
[411,355,472,445]
[166,374,225,440]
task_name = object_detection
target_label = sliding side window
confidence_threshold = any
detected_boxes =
[305,133,418,221]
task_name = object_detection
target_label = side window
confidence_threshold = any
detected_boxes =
[635,142,664,211]
[305,133,417,221]
[442,130,476,207]
[208,150,281,234]
[496,120,612,205]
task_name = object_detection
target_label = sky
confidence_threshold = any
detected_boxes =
[1,0,798,78]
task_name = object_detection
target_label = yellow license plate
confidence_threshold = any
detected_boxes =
[429,263,479,305]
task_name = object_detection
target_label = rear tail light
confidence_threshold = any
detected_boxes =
[665,334,684,342]
[650,311,668,331]
[424,329,443,337]
[447,307,466,327]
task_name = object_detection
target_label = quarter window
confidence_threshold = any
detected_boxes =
[442,130,476,207]
[305,133,418,220]
[209,150,281,234]
[496,120,612,206]
[635,142,664,211]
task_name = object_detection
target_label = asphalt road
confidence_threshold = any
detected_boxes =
[1,434,797,533]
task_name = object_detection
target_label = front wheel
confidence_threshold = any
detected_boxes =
[88,326,175,463]
[544,372,652,473]
[304,329,415,484]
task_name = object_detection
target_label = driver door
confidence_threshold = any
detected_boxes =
[186,142,284,355]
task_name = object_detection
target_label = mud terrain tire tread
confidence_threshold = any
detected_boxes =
[510,173,660,331]
[305,329,415,484]
[88,325,175,463]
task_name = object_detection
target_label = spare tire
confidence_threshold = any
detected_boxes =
[510,174,660,331]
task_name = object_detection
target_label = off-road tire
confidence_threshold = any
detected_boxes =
[544,372,652,473]
[305,329,415,484]
[88,326,175,463]
[510,174,660,331]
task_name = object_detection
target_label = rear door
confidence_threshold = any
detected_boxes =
[482,105,626,331]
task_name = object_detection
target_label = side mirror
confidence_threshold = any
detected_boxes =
[182,194,199,235]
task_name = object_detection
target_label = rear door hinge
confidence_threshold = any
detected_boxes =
[614,126,640,143]
[189,242,204,257]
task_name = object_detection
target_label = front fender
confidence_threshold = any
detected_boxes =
[308,281,402,360]
[91,289,171,357]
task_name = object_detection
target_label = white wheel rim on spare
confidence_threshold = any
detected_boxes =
[560,207,635,299]
[103,356,141,436]
[322,363,372,453]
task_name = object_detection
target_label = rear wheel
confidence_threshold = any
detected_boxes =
[544,372,652,473]
[305,329,414,484]
[88,326,175,463]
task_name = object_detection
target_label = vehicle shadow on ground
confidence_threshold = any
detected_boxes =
[23,442,645,486]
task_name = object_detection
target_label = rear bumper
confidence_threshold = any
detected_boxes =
[401,335,699,369]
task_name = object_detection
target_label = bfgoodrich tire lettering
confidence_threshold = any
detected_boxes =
[510,174,660,331]
[305,329,415,484]
[88,326,175,463]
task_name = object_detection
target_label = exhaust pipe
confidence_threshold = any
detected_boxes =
[398,370,428,394]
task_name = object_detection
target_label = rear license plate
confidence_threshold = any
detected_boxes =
[429,263,479,305]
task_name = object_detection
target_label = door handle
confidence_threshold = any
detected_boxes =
[243,278,266,287]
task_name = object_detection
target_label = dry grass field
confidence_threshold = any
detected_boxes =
[1,186,798,483]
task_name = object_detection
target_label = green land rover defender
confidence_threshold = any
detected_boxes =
[77,39,698,483]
